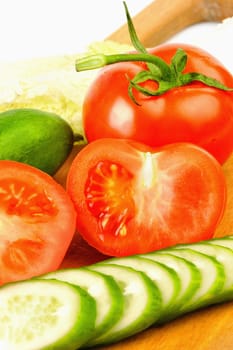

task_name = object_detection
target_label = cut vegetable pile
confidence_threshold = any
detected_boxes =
[1,235,233,349]
[0,2,233,349]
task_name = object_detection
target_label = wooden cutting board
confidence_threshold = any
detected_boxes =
[55,0,233,349]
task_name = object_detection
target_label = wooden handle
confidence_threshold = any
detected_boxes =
[107,0,233,46]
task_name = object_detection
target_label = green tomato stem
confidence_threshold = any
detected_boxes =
[75,54,107,71]
[76,52,171,78]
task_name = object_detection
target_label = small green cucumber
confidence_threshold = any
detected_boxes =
[102,255,181,322]
[41,267,124,343]
[88,263,162,346]
[163,248,225,313]
[0,108,74,175]
[140,251,202,321]
[0,278,96,350]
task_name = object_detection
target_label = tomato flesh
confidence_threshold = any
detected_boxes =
[0,178,58,219]
[85,161,135,237]
[67,139,226,257]
[2,239,45,273]
[0,160,76,285]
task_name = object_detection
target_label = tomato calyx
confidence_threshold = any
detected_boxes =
[76,2,232,104]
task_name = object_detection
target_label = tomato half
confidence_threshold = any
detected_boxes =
[82,43,233,164]
[0,160,76,285]
[66,139,226,257]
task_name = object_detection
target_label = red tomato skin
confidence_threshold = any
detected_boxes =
[67,139,226,257]
[0,160,76,285]
[83,43,233,164]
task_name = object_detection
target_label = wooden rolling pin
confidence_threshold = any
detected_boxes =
[107,0,233,46]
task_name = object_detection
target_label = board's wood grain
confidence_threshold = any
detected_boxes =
[55,0,233,348]
[97,301,233,350]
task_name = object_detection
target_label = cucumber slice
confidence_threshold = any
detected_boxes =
[88,263,161,346]
[102,255,181,322]
[41,267,124,343]
[0,278,96,350]
[208,236,233,250]
[175,242,233,302]
[163,248,225,313]
[139,251,201,321]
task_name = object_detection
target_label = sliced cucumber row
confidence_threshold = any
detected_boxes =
[208,236,233,250]
[162,248,225,313]
[42,267,124,343]
[174,241,233,302]
[139,251,202,321]
[102,255,182,323]
[1,235,233,349]
[88,263,162,346]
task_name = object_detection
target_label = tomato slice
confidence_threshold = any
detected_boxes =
[0,160,76,285]
[67,139,226,257]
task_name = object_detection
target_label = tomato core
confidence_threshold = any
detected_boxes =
[85,161,136,237]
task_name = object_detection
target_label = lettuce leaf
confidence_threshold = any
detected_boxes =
[0,40,132,138]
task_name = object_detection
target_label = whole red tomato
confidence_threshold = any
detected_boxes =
[82,43,233,164]
[66,139,226,257]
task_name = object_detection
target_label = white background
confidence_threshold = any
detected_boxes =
[0,0,232,71]
[0,0,153,59]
